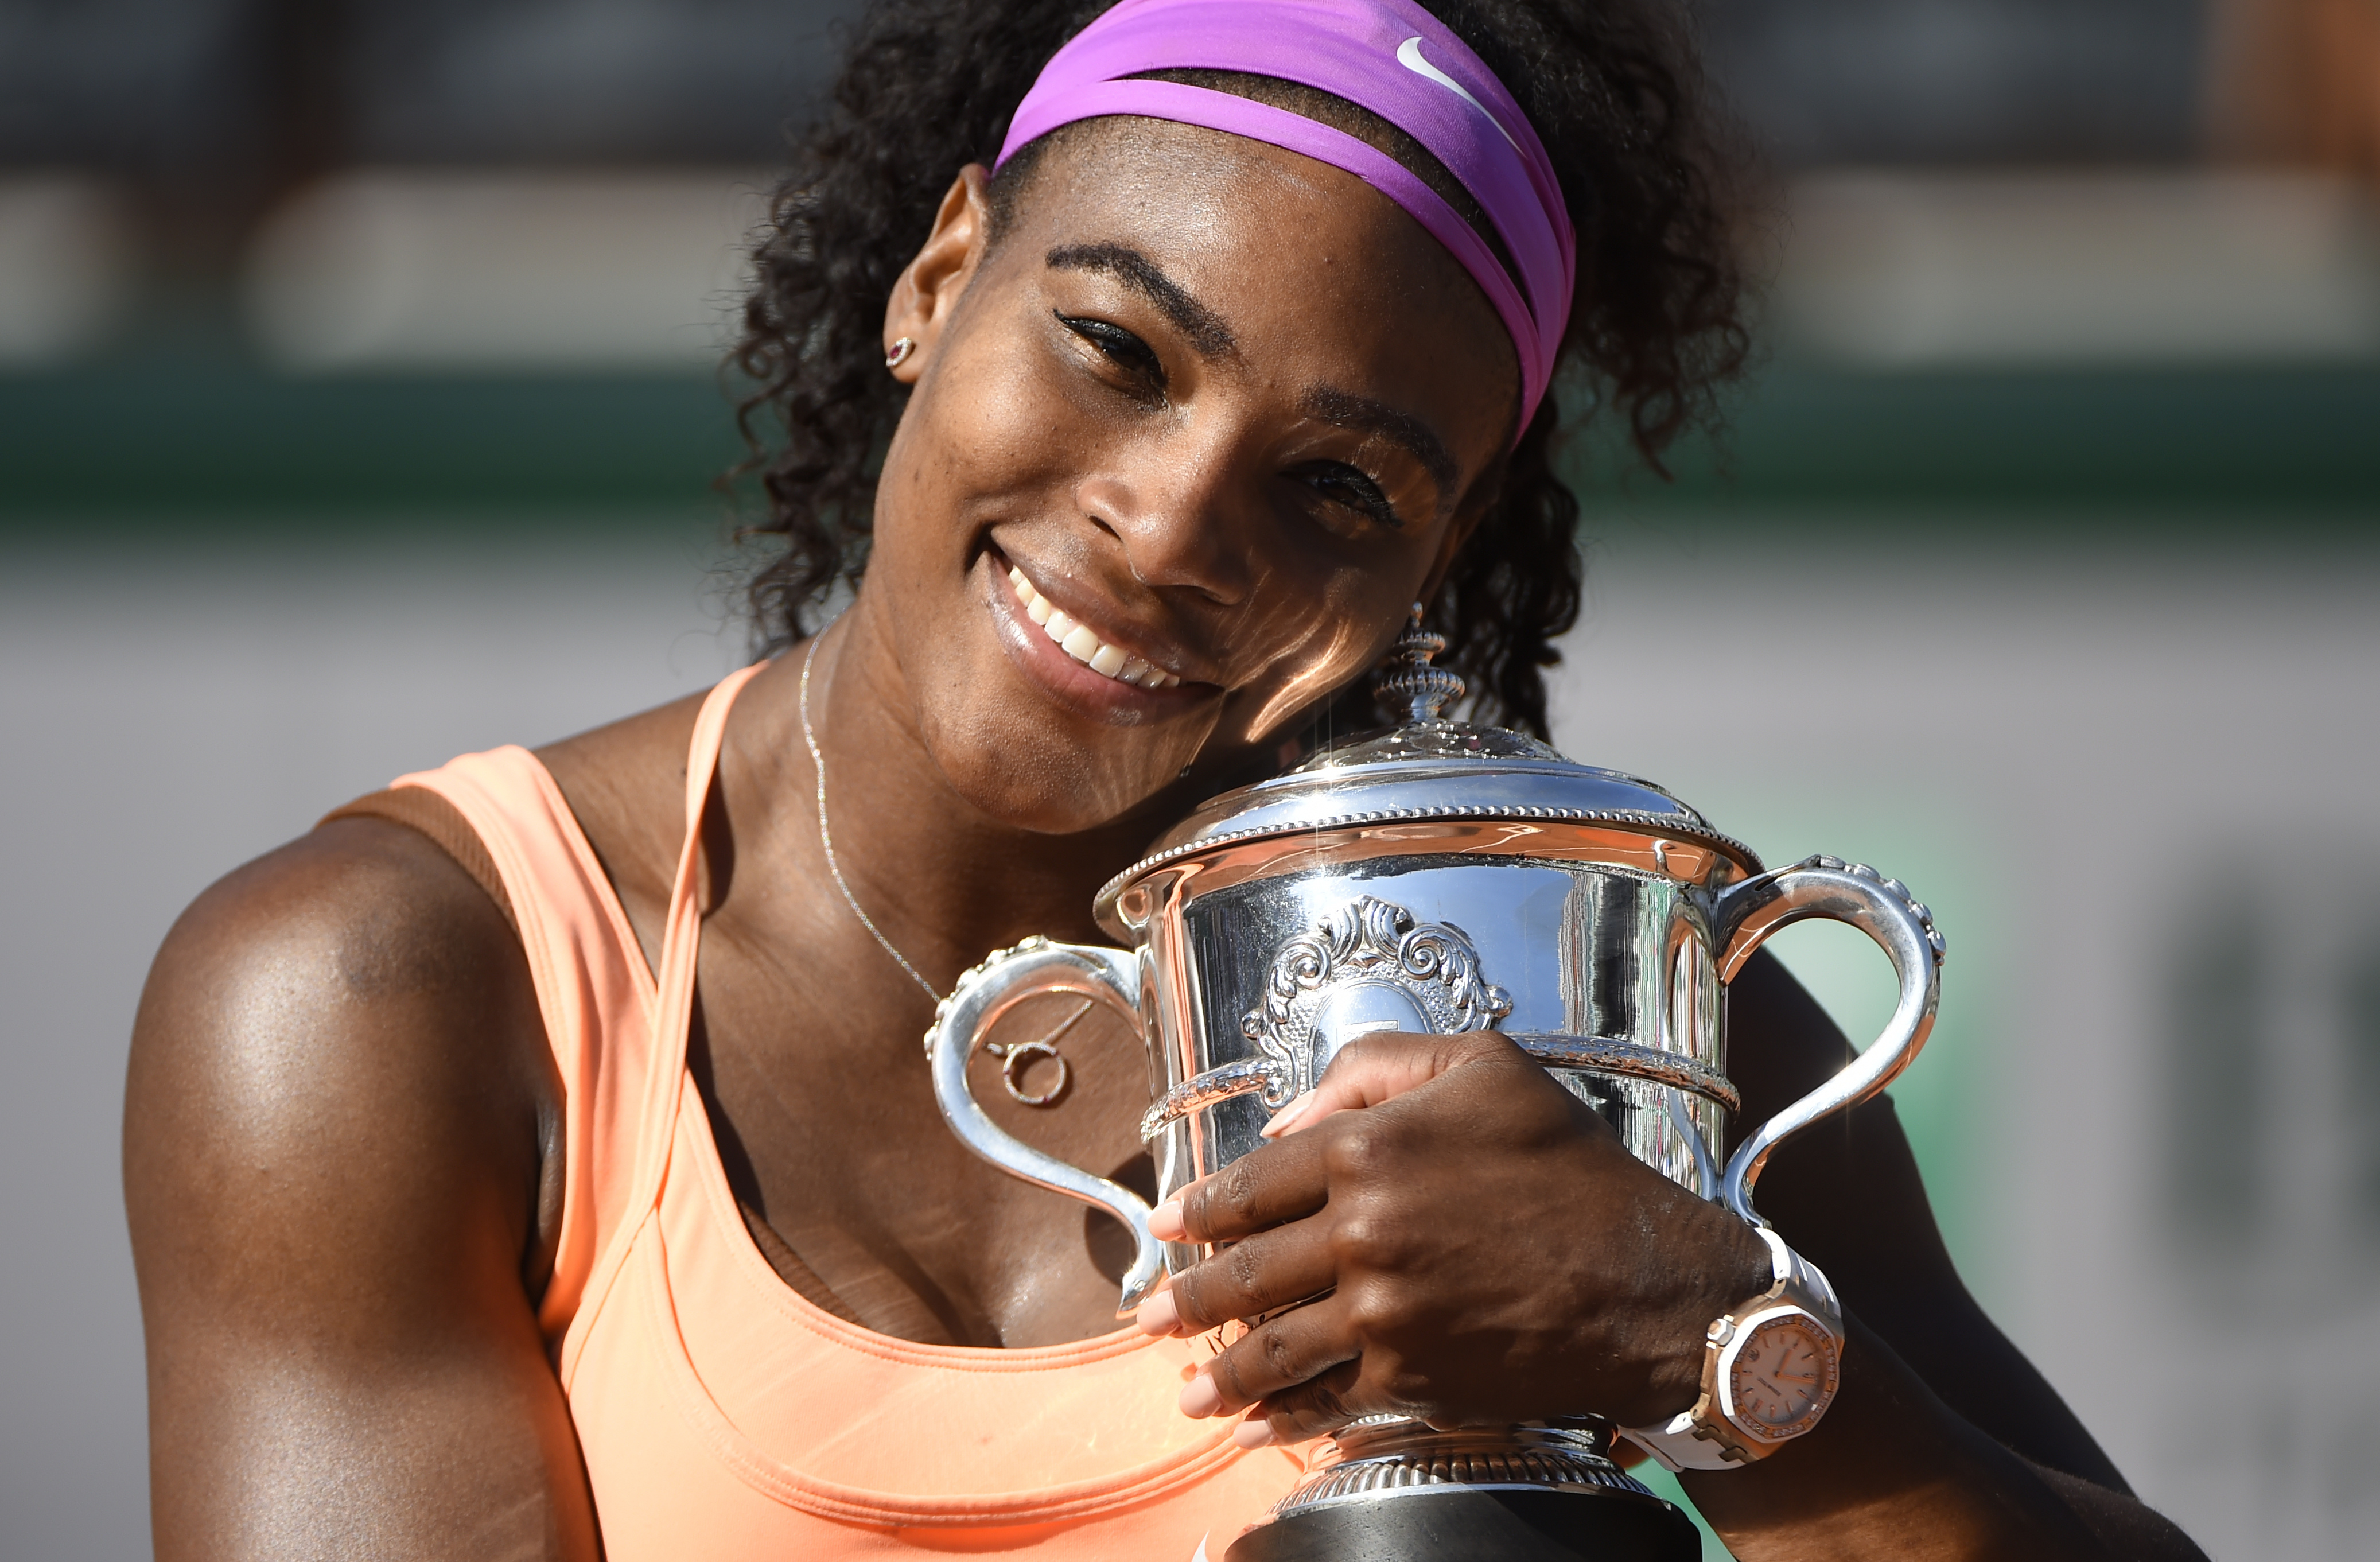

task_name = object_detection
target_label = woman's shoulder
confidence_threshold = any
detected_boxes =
[127,676,713,1129]
[126,808,558,1320]
[125,818,595,1551]
[129,813,550,1164]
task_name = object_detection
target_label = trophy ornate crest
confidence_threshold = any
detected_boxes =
[925,621,1944,1560]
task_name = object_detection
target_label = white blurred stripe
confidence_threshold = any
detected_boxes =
[242,170,772,373]
[0,176,135,367]
[1778,170,2380,367]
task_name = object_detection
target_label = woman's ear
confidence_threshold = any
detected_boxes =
[882,165,995,385]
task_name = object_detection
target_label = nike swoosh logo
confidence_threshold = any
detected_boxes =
[1191,1533,1211,1562]
[1395,36,1522,153]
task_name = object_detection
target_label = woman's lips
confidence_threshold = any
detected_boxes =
[1006,566,1182,690]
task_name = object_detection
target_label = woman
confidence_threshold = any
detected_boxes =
[126,1,2202,1557]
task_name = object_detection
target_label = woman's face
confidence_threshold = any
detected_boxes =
[863,118,1519,836]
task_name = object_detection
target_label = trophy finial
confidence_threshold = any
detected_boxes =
[1372,603,1465,722]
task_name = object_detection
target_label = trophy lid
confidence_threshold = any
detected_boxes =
[1094,617,1761,931]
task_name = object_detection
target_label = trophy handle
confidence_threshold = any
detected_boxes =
[1712,855,1947,1227]
[923,937,1165,1315]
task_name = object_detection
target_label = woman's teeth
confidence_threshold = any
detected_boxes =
[1008,568,1180,689]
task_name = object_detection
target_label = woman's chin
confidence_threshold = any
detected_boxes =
[917,696,1204,843]
[873,570,1214,838]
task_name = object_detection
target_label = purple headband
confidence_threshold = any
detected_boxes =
[997,0,1576,437]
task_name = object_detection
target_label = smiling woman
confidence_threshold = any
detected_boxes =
[123,2,2204,1561]
[740,0,1747,739]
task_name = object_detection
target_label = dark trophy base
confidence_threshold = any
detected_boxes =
[1224,1485,1701,1562]
[1220,1421,1699,1562]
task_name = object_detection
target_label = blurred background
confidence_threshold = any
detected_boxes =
[1,1,2374,1557]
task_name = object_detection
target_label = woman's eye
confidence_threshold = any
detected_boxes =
[1056,313,1165,391]
[1290,461,1403,535]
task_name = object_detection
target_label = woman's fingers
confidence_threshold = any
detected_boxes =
[1260,1030,1522,1139]
[1130,1270,1177,1336]
[1158,1222,1339,1336]
[1160,1033,1527,1241]
[1152,1032,1590,1428]
[1157,1129,1332,1245]
[1248,1360,1371,1446]
[1257,1031,1465,1139]
[1181,1295,1359,1418]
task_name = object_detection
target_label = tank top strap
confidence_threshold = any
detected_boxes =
[385,660,767,1359]
[388,740,658,1342]
[625,659,768,1213]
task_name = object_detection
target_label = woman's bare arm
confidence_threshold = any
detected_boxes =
[126,819,596,1561]
[1693,957,2203,1557]
[1730,956,2125,1478]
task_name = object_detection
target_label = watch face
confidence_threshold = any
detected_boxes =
[1725,1311,1839,1441]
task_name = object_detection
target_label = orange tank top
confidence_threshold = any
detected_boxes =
[389,665,1305,1558]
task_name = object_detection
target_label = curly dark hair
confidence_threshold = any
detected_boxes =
[733,0,1747,739]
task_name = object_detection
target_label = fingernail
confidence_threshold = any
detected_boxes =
[1136,1289,1181,1336]
[1149,1200,1186,1241]
[1178,1371,1223,1418]
[1259,1092,1315,1139]
[1232,1416,1278,1449]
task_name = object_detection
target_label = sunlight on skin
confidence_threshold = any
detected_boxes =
[853,122,1516,850]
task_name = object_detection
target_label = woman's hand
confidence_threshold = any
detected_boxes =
[1135,1031,1772,1447]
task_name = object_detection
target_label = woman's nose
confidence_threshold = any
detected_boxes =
[1075,432,1259,606]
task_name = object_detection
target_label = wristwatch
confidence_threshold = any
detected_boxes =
[1620,1227,1845,1472]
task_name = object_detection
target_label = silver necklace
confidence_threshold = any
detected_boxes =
[798,634,1078,1106]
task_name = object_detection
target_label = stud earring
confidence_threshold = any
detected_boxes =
[884,336,915,369]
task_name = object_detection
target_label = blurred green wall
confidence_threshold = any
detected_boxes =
[5,356,2377,523]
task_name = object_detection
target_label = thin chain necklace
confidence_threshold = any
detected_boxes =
[797,633,1082,1105]
[800,634,941,1004]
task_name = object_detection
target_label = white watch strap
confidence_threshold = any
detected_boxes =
[1620,1413,1745,1472]
[1617,1228,1844,1471]
[1752,1226,1842,1329]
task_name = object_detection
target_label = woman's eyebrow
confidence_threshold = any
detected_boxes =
[1302,387,1459,500]
[1046,243,1237,358]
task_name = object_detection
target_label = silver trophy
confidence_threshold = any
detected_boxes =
[926,624,1943,1561]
